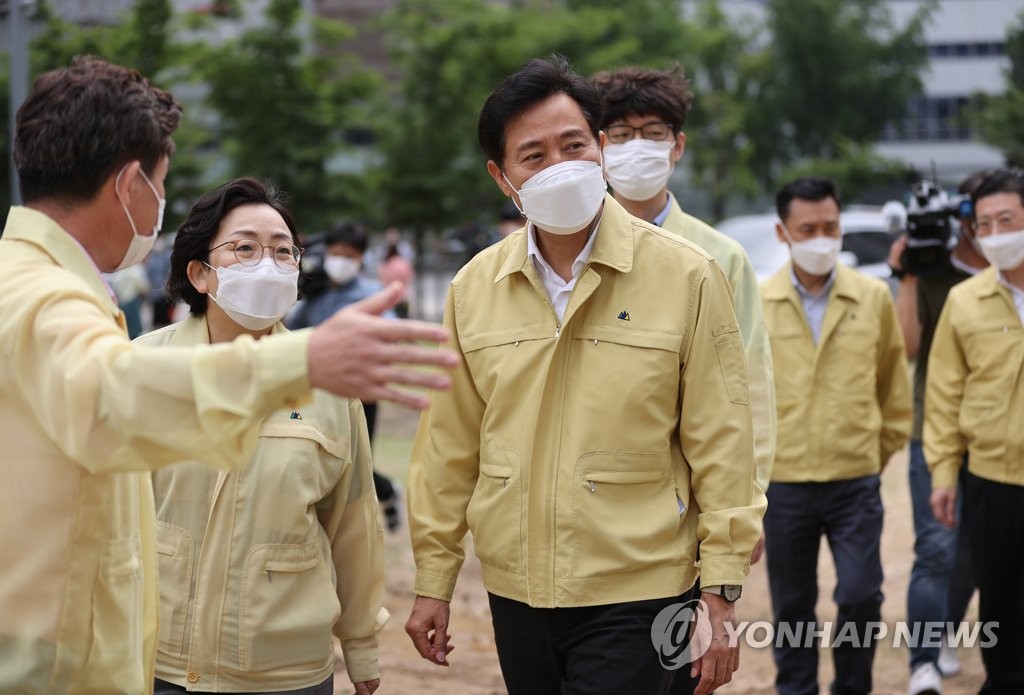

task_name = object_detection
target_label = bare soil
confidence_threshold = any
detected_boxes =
[332,402,986,695]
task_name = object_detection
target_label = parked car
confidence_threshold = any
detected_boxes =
[715,206,899,295]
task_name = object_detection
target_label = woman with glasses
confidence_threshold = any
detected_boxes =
[136,177,385,695]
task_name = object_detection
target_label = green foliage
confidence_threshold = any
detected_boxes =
[779,140,913,203]
[971,14,1024,166]
[765,0,931,164]
[373,0,693,232]
[180,0,381,233]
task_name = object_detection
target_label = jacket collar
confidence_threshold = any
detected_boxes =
[494,194,635,283]
[972,266,1011,299]
[167,313,288,347]
[2,205,120,317]
[763,262,862,304]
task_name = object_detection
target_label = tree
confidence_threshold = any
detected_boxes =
[971,14,1024,166]
[681,0,772,221]
[182,0,381,233]
[763,0,932,174]
[374,0,692,234]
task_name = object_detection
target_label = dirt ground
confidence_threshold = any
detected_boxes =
[332,401,987,695]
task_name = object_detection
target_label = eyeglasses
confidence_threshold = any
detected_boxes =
[209,239,303,269]
[605,122,674,144]
[975,213,1024,236]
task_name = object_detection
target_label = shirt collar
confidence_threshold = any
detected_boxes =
[790,265,835,299]
[651,194,674,227]
[526,213,602,282]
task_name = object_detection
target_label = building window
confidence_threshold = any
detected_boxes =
[928,42,1005,59]
[882,96,973,142]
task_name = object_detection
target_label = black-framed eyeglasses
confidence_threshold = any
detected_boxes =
[605,122,674,144]
[209,239,303,269]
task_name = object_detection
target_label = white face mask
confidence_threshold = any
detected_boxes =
[207,258,299,331]
[504,160,607,235]
[781,223,842,276]
[978,229,1024,270]
[323,255,361,284]
[114,164,165,271]
[603,139,675,201]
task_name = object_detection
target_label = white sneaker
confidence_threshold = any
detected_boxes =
[909,663,943,695]
[937,643,961,676]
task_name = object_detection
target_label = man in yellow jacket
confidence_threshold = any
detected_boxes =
[404,55,763,695]
[925,168,1024,693]
[761,177,911,695]
[0,57,455,694]
[591,65,776,569]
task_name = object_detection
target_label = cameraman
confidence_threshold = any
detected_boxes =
[889,170,989,695]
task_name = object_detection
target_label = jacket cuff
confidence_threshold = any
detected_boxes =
[414,570,459,601]
[930,460,962,490]
[340,635,380,684]
[698,554,751,589]
[255,330,311,410]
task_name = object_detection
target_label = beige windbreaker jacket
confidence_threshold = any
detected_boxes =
[925,268,1024,489]
[137,317,386,692]
[409,196,763,608]
[761,263,912,482]
[661,199,776,495]
[0,207,311,694]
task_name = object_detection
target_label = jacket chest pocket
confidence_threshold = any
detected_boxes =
[461,324,555,400]
[828,327,878,394]
[238,543,340,672]
[155,522,195,659]
[570,452,681,578]
[258,422,347,499]
[570,326,682,425]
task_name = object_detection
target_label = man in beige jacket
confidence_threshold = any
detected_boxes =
[0,56,455,694]
[404,55,762,695]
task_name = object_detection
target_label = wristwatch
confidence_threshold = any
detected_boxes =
[702,584,742,602]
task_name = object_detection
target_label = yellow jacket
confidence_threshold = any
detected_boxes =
[0,207,311,694]
[137,317,386,692]
[662,198,776,495]
[924,268,1024,489]
[761,264,911,482]
[408,196,762,609]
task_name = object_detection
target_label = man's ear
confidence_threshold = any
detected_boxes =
[113,160,143,204]
[487,160,515,199]
[672,132,686,163]
[187,259,210,295]
[775,222,789,246]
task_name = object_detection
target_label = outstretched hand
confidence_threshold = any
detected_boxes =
[308,282,459,408]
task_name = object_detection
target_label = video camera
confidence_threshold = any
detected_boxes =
[883,181,972,277]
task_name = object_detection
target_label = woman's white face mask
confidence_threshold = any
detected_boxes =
[206,257,299,331]
[603,139,675,201]
[503,159,607,235]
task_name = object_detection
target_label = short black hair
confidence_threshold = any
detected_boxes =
[775,176,842,222]
[324,221,368,254]
[477,54,602,167]
[591,64,694,132]
[167,177,298,317]
[972,169,1024,215]
[15,55,181,204]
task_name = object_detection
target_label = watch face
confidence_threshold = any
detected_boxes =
[724,585,742,601]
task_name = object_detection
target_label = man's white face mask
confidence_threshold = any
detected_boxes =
[503,159,607,235]
[978,229,1024,270]
[780,223,842,276]
[603,139,675,201]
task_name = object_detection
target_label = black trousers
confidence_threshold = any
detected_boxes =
[965,471,1024,694]
[764,475,884,695]
[488,590,697,695]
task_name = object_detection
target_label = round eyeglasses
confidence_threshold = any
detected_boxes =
[209,239,303,269]
[605,122,673,144]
